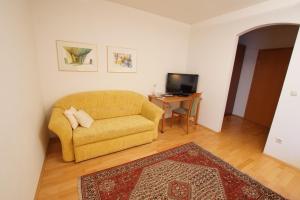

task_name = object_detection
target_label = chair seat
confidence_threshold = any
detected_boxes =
[173,107,189,115]
[73,115,154,146]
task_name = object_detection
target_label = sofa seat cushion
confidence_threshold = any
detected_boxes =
[73,115,154,146]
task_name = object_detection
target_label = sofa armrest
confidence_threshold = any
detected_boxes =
[141,101,164,139]
[48,108,74,161]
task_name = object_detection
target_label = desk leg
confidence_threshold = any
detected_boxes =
[161,102,167,133]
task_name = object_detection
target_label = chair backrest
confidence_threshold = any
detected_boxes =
[189,93,202,117]
[53,90,147,120]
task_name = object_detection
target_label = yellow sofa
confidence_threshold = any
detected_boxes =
[48,90,163,162]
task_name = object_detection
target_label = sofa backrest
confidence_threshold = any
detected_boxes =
[53,90,147,120]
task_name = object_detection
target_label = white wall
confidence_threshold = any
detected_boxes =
[264,32,300,167]
[187,0,300,168]
[0,0,48,199]
[233,25,299,117]
[32,0,190,113]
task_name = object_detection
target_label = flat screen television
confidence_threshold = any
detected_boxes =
[166,73,199,95]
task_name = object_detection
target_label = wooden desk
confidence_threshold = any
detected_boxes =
[148,95,193,133]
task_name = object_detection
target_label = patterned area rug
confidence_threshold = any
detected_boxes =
[78,143,286,200]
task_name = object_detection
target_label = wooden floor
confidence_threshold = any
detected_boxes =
[36,116,300,200]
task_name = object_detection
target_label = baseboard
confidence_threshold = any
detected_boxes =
[263,153,300,171]
[230,114,244,119]
[197,123,219,133]
[34,141,50,200]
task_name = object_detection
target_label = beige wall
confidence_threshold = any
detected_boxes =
[187,0,300,168]
[0,0,48,199]
[32,0,191,113]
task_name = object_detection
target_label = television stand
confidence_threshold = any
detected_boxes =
[148,95,194,133]
[175,93,190,97]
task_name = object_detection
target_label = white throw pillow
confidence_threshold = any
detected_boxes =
[74,110,94,128]
[64,107,79,130]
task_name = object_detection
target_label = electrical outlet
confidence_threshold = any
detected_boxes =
[275,138,282,144]
[290,90,298,96]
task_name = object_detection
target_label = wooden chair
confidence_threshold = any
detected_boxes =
[170,93,202,134]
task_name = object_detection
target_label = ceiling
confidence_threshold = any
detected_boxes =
[106,0,268,24]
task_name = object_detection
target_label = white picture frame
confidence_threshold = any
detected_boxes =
[107,46,137,73]
[56,40,98,72]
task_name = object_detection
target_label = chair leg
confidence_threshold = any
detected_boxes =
[186,115,189,134]
[170,112,174,127]
[194,116,198,125]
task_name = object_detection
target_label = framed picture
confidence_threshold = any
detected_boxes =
[107,46,137,73]
[56,40,98,71]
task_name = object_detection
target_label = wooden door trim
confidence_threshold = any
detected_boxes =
[224,44,246,115]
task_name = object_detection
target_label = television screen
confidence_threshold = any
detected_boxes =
[166,73,199,95]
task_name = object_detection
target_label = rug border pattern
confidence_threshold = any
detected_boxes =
[79,142,286,200]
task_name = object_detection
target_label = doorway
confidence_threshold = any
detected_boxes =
[223,25,299,147]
